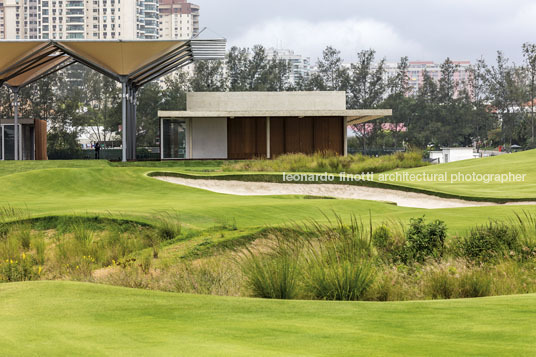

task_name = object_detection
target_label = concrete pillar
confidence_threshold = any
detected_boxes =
[132,88,137,161]
[266,117,271,159]
[126,86,132,160]
[343,117,348,157]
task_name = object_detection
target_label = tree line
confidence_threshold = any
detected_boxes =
[1,43,536,155]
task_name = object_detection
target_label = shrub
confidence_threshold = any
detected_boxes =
[0,253,36,282]
[461,222,519,262]
[405,217,447,263]
[372,222,406,262]
[372,225,391,250]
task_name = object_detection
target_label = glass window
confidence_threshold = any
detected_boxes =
[3,125,15,160]
[163,119,187,159]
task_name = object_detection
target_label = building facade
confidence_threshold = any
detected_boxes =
[0,118,47,160]
[158,0,199,39]
[377,60,471,96]
[159,92,391,160]
[0,0,199,40]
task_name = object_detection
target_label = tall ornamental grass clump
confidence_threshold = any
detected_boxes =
[151,211,182,241]
[223,151,426,174]
[511,212,536,257]
[239,235,301,299]
[301,216,375,301]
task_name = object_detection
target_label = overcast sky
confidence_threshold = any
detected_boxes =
[195,0,536,65]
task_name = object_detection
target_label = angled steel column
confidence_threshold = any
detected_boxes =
[132,87,138,161]
[128,85,136,161]
[126,85,132,160]
[12,87,20,161]
[121,79,127,162]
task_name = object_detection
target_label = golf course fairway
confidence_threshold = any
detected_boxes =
[0,155,536,355]
[0,281,534,356]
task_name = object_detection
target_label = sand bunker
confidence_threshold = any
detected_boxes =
[155,176,536,209]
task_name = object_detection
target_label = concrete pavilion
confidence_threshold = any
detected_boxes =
[158,91,392,160]
[0,38,226,161]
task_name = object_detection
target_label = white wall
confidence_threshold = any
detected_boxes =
[441,148,475,163]
[191,117,227,159]
[429,151,443,163]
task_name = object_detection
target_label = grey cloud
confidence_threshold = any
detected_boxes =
[195,0,536,64]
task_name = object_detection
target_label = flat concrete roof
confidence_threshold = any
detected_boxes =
[158,109,392,125]
[0,118,35,125]
[160,92,392,124]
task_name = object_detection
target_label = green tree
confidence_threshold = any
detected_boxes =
[315,46,349,91]
[381,56,413,148]
[485,52,526,146]
[227,46,250,91]
[161,71,190,111]
[136,82,162,147]
[349,49,386,109]
[522,43,536,144]
[191,60,227,92]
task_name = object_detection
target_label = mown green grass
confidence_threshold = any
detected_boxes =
[1,159,536,355]
[378,150,536,199]
[0,281,534,356]
[0,163,535,233]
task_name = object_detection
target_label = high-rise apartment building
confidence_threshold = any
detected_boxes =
[266,48,311,84]
[378,60,471,96]
[158,0,199,39]
[0,0,199,40]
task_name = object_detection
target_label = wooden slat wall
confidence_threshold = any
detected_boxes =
[269,117,285,157]
[230,116,344,159]
[227,117,267,159]
[34,119,48,160]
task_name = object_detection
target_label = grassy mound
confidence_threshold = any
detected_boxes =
[0,281,534,356]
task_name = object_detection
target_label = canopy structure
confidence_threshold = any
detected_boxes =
[0,38,226,161]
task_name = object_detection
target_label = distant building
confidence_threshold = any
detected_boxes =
[373,60,472,97]
[266,48,311,84]
[0,0,199,40]
[0,118,47,160]
[159,0,200,39]
[78,126,121,150]
[158,91,391,160]
[429,147,480,164]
